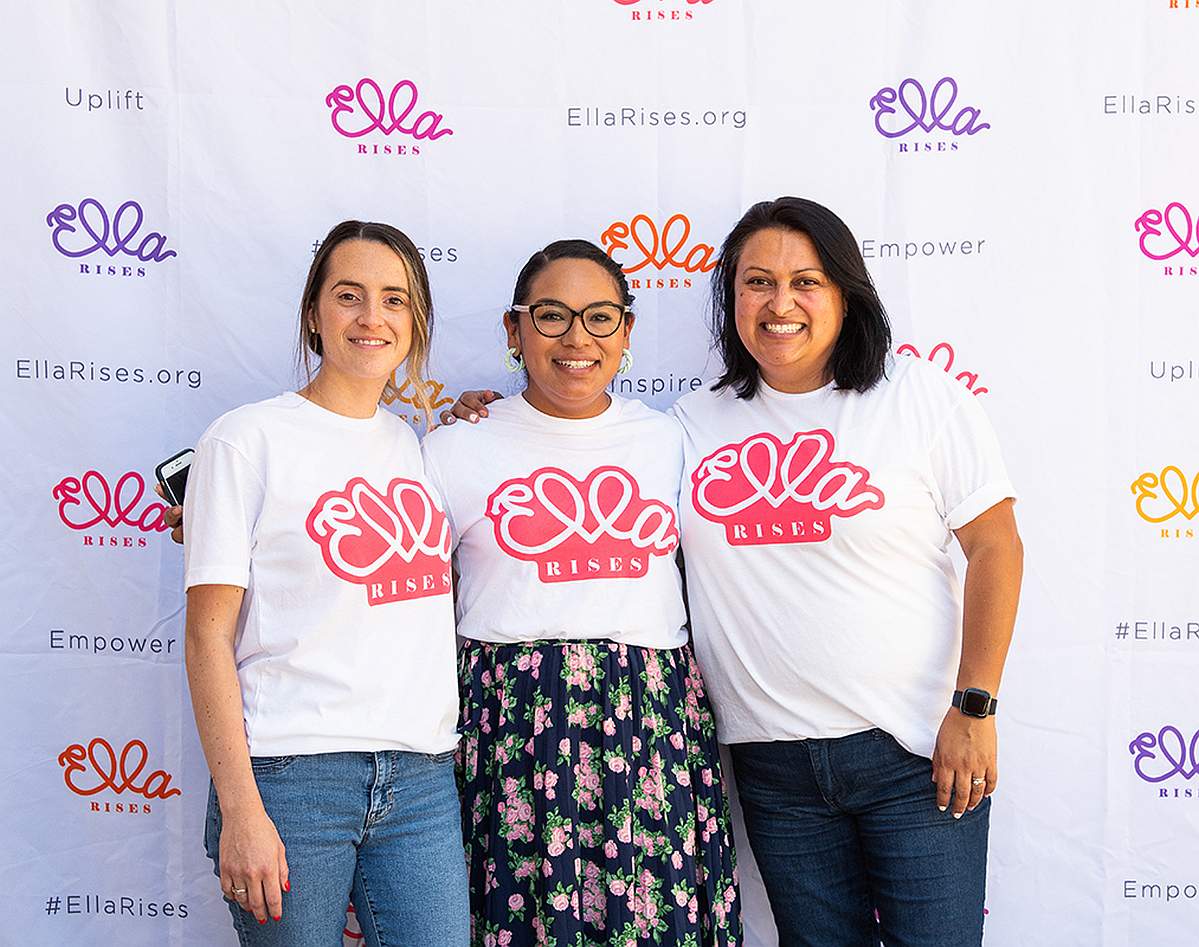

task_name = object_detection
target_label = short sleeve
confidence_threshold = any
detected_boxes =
[420,437,459,551]
[183,436,267,589]
[928,394,1016,530]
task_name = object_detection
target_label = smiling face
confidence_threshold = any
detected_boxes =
[506,257,634,419]
[733,227,845,393]
[309,239,414,393]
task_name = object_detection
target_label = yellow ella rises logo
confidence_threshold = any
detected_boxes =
[1131,466,1197,539]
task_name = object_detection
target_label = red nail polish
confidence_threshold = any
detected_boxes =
[284,880,291,893]
[258,919,267,925]
[273,915,281,922]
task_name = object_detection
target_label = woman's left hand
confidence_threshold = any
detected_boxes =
[931,710,997,818]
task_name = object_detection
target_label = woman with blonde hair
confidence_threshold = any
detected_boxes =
[182,220,468,945]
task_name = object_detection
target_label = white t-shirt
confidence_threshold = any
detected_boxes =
[421,393,688,649]
[183,392,460,757]
[670,356,1016,758]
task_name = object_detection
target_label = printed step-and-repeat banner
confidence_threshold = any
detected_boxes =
[1,1,1196,944]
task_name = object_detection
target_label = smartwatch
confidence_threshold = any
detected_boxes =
[952,688,997,718]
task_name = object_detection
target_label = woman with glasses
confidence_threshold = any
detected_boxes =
[449,199,1022,947]
[422,239,740,946]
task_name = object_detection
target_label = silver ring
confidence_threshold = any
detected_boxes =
[971,777,986,787]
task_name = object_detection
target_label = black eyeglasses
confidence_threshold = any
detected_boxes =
[511,302,631,339]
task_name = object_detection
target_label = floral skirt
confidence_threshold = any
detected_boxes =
[457,638,741,947]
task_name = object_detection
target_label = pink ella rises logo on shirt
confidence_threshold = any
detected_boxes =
[691,430,884,546]
[305,477,452,605]
[486,466,678,582]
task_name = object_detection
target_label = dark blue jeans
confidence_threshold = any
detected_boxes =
[730,729,988,947]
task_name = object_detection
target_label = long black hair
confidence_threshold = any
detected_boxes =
[709,197,891,398]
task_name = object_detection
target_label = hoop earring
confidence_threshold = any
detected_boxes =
[504,347,524,373]
[618,348,633,375]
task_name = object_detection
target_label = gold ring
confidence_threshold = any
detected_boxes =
[971,777,985,786]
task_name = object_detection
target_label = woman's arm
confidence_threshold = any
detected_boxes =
[932,498,1023,817]
[186,584,289,924]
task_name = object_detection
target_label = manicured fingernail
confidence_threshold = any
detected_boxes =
[284,881,290,892]
[273,915,281,921]
[258,918,267,925]
[469,413,478,423]
[938,805,946,811]
[953,811,964,820]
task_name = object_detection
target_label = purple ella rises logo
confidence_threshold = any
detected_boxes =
[1130,726,1199,798]
[869,77,990,153]
[46,199,176,279]
[326,78,453,158]
[1135,202,1199,278]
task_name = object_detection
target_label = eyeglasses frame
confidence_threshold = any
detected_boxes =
[510,301,633,339]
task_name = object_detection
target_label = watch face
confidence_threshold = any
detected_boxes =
[960,689,991,716]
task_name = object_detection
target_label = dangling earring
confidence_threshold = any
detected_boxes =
[504,347,525,373]
[618,347,633,375]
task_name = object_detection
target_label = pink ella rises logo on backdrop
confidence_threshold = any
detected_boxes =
[58,738,181,815]
[46,198,176,278]
[53,470,171,549]
[486,466,679,582]
[869,77,990,153]
[1135,202,1199,277]
[306,477,452,604]
[612,0,714,21]
[326,78,453,157]
[896,341,989,395]
[692,431,885,546]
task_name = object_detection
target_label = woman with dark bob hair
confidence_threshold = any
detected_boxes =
[669,197,1022,946]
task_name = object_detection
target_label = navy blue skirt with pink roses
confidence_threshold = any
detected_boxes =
[457,639,741,946]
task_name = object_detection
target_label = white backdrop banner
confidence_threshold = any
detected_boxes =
[1,1,1197,944]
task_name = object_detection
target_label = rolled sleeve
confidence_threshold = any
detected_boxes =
[929,394,1016,530]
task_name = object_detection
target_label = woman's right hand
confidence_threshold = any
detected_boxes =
[218,805,290,924]
[153,483,184,544]
[437,389,503,426]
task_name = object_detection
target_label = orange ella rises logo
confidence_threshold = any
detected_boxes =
[383,375,455,431]
[600,213,718,290]
[58,737,182,815]
[1131,466,1197,539]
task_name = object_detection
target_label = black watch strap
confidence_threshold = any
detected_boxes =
[952,688,998,718]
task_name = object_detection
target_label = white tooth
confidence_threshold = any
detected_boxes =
[763,323,805,335]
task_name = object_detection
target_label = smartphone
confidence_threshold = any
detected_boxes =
[155,449,194,506]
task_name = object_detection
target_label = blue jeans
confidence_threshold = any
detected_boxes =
[730,729,989,947]
[204,750,469,947]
